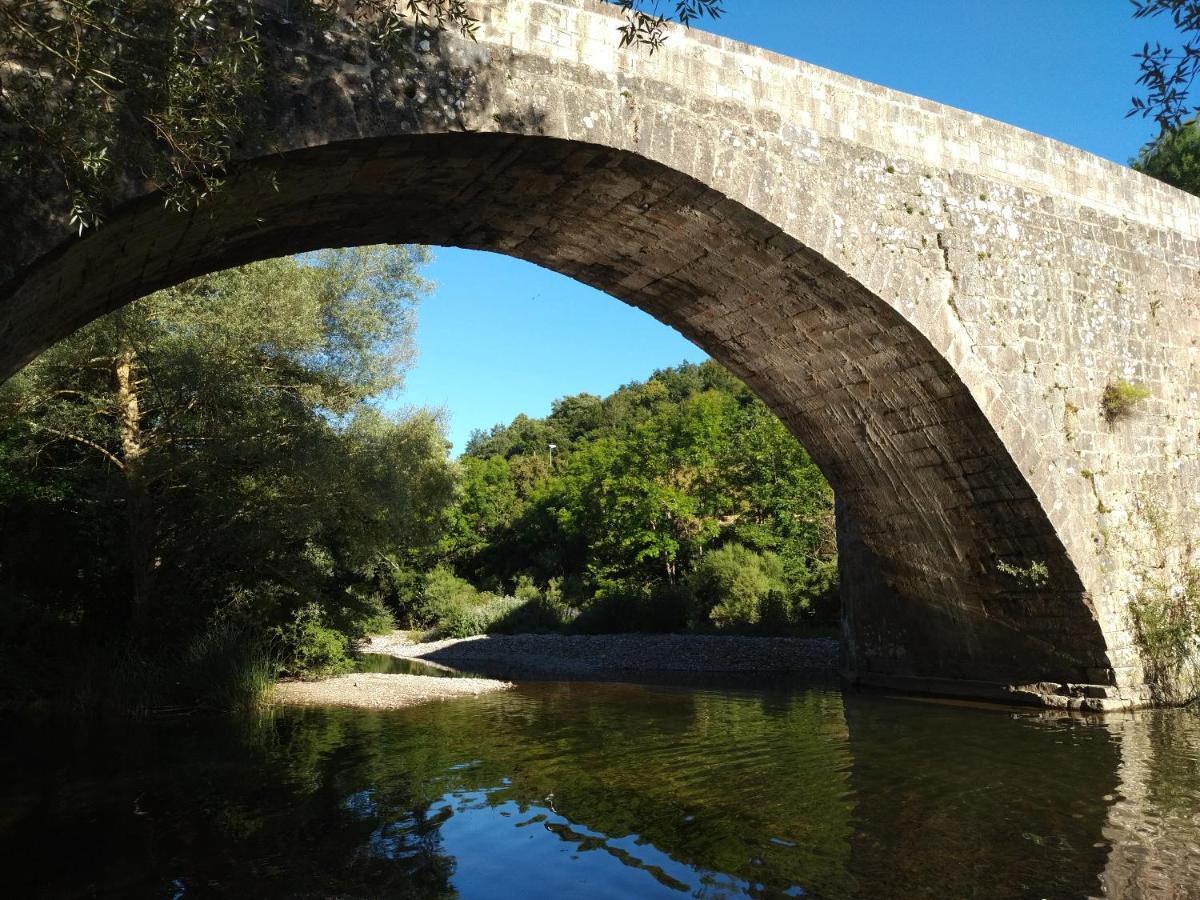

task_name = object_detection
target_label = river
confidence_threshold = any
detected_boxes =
[2,673,1198,898]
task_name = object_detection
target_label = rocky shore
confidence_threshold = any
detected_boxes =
[365,631,841,677]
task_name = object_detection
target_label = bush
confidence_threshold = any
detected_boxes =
[414,567,480,629]
[490,577,572,633]
[413,567,564,638]
[689,543,786,631]
[328,590,395,639]
[435,593,517,638]
[274,603,352,678]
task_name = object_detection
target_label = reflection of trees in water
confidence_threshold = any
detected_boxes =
[2,683,859,896]
[9,687,1198,898]
[318,682,858,896]
[0,712,456,898]
[1098,706,1200,898]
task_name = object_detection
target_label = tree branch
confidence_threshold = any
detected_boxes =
[25,421,124,470]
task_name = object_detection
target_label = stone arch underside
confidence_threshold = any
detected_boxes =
[0,131,1114,692]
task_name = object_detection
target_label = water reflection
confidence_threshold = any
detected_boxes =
[1098,706,1200,897]
[1,680,1198,898]
[354,653,477,678]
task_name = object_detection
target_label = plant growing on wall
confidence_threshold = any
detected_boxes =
[995,559,1050,588]
[1123,497,1200,703]
[1101,379,1151,423]
[1129,563,1200,699]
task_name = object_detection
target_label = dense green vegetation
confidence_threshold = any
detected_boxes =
[0,247,835,714]
[1134,118,1200,195]
[0,246,454,712]
[419,360,837,637]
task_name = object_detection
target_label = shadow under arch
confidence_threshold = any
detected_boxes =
[0,131,1113,694]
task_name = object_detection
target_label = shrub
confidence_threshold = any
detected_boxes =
[489,577,572,633]
[689,543,786,631]
[414,567,562,638]
[1101,380,1150,423]
[414,567,480,629]
[275,603,352,678]
[328,590,395,639]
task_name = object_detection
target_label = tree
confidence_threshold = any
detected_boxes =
[0,244,453,684]
[444,360,837,633]
[1133,118,1200,194]
[0,1,724,237]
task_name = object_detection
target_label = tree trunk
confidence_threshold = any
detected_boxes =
[115,343,154,620]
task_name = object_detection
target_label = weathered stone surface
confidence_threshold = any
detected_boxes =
[1,0,1197,707]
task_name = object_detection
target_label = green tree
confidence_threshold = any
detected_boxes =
[0,1,724,237]
[1133,118,1200,195]
[449,361,837,633]
[0,244,453,699]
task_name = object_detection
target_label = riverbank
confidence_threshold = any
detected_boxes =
[365,631,841,677]
[274,632,839,710]
[272,672,512,709]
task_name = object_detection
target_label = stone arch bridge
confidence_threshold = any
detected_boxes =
[2,0,1198,708]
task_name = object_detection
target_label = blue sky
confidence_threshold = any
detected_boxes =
[397,1,1179,454]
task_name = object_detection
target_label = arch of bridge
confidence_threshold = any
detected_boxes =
[3,0,1198,706]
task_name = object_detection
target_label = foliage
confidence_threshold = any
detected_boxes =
[0,0,723,236]
[1130,1,1200,131]
[0,0,264,232]
[0,244,453,704]
[274,604,354,679]
[611,0,723,50]
[995,559,1051,589]
[434,360,838,637]
[1101,379,1151,423]
[181,620,277,710]
[1127,499,1200,702]
[1133,118,1200,194]
[411,567,569,638]
[689,543,786,630]
[1129,562,1200,698]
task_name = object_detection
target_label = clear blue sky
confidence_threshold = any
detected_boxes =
[397,1,1178,454]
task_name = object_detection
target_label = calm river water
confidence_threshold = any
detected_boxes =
[2,675,1199,898]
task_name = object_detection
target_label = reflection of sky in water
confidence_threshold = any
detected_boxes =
[438,789,766,899]
[346,761,812,899]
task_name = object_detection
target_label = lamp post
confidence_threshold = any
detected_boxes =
[548,442,557,469]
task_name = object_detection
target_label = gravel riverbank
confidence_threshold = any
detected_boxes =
[365,631,841,677]
[274,633,839,710]
[273,672,512,709]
